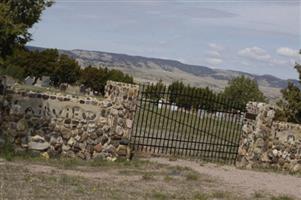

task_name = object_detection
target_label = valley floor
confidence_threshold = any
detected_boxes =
[0,156,300,200]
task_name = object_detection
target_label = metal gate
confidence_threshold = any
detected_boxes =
[130,84,245,164]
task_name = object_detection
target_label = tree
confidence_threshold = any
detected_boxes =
[0,0,53,59]
[0,48,28,79]
[223,76,266,106]
[168,81,185,103]
[276,82,301,123]
[144,80,166,101]
[276,49,301,123]
[80,66,134,95]
[24,49,59,84]
[80,66,107,94]
[107,69,134,84]
[50,54,81,86]
[1,48,59,82]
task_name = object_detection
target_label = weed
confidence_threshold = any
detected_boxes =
[0,135,14,161]
[253,191,265,199]
[211,191,230,199]
[185,172,199,181]
[151,192,168,200]
[142,172,155,181]
[271,195,295,200]
[194,192,209,200]
[163,175,174,182]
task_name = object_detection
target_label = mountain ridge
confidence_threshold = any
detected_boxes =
[27,46,300,99]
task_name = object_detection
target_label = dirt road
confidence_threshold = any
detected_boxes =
[149,157,301,199]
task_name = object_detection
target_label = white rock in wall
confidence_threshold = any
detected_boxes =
[28,141,50,150]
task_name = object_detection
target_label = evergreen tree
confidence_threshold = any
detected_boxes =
[223,76,266,106]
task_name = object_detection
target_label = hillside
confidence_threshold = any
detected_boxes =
[28,46,300,99]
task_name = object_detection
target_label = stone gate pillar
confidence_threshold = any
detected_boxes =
[237,102,276,168]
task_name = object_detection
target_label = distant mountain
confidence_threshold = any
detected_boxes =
[28,46,300,100]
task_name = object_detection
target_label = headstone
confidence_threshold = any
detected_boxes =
[59,83,68,91]
[24,76,34,85]
[171,103,178,111]
[158,99,163,109]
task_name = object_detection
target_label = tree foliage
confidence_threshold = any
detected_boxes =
[0,0,53,58]
[223,76,266,106]
[80,66,133,95]
[144,80,166,101]
[276,82,301,123]
[2,48,61,83]
[1,48,134,94]
[144,80,218,110]
[276,50,301,123]
[50,54,81,87]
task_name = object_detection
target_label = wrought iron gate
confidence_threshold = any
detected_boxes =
[131,84,245,164]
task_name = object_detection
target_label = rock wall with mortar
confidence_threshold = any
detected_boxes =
[0,81,139,160]
[237,102,301,173]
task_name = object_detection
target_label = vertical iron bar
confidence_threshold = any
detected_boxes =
[157,86,168,154]
[152,85,163,154]
[218,96,231,161]
[172,87,185,156]
[196,90,211,158]
[213,94,227,162]
[168,89,178,155]
[205,94,216,159]
[163,89,174,155]
[193,89,204,157]
[184,88,198,156]
[233,102,244,164]
[145,88,157,153]
[178,89,190,156]
[207,94,218,161]
[139,85,150,152]
[134,84,144,151]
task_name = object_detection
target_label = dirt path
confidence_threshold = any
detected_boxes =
[149,157,301,199]
[0,160,141,182]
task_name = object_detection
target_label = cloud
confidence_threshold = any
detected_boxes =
[269,59,288,66]
[206,58,223,65]
[238,47,271,62]
[276,47,299,58]
[206,50,221,58]
[208,43,224,51]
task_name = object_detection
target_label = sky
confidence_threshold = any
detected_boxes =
[29,0,301,80]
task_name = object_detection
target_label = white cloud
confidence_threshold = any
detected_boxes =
[276,47,299,58]
[208,43,224,51]
[206,58,223,65]
[269,59,288,66]
[238,47,271,62]
[206,50,221,57]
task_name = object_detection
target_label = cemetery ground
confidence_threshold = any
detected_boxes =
[0,155,300,200]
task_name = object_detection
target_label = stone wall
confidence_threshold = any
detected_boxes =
[0,81,139,160]
[237,102,301,173]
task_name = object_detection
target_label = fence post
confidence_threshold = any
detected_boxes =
[236,102,275,168]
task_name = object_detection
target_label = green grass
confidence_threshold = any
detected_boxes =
[150,191,168,200]
[0,135,15,161]
[132,101,242,158]
[211,191,233,199]
[2,152,152,170]
[271,195,295,200]
[193,193,209,200]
